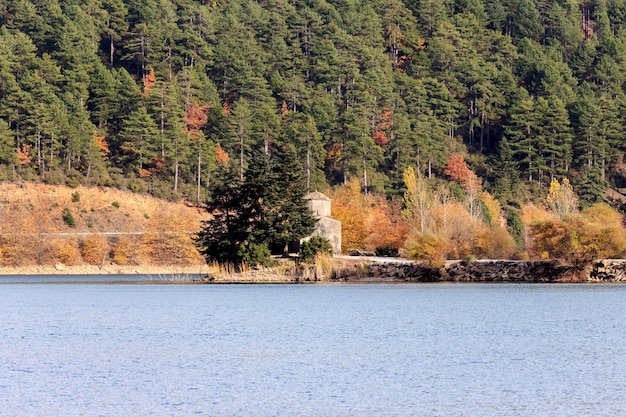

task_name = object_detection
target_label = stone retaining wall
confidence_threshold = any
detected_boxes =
[331,259,626,283]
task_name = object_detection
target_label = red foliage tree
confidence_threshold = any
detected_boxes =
[443,153,481,192]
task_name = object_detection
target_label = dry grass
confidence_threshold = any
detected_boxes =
[0,182,208,232]
[0,182,209,267]
[202,255,347,283]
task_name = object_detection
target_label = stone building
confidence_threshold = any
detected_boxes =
[303,191,342,255]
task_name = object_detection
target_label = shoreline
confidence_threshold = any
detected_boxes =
[0,264,211,276]
[2,258,626,283]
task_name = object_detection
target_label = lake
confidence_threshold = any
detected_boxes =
[1,281,626,416]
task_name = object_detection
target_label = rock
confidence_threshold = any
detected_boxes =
[348,249,376,256]
[54,263,65,271]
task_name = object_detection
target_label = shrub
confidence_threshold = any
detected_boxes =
[43,168,66,186]
[111,201,120,208]
[147,179,182,201]
[375,245,399,257]
[111,236,137,265]
[81,235,109,265]
[128,178,145,193]
[239,242,274,268]
[528,218,571,260]
[569,204,626,263]
[53,238,81,265]
[71,191,81,203]
[62,208,76,228]
[405,233,447,265]
[65,169,83,188]
[300,236,333,262]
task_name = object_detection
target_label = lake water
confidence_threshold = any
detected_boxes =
[1,282,626,416]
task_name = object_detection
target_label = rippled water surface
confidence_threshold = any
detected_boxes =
[2,282,626,416]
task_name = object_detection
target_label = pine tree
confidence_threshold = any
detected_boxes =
[117,107,160,175]
[195,147,315,267]
[505,88,541,183]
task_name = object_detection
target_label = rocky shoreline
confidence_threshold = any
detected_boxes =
[330,259,626,283]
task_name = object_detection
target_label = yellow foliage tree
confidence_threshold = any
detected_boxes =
[481,190,502,226]
[546,178,578,218]
[52,238,82,266]
[569,204,626,263]
[81,234,110,265]
[111,233,139,266]
[525,203,625,263]
[140,207,204,265]
[403,166,432,234]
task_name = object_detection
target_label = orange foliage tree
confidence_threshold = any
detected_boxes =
[330,179,370,252]
[142,67,157,95]
[215,143,230,165]
[330,178,407,253]
[0,205,57,265]
[367,197,407,252]
[184,101,210,141]
[94,131,110,159]
[16,144,32,166]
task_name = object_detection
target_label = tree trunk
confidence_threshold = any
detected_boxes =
[239,128,244,182]
[306,143,311,190]
[174,159,179,192]
[197,152,201,202]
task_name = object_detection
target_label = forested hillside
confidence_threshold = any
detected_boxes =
[1,0,626,207]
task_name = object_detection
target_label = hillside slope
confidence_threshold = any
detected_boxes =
[0,183,208,267]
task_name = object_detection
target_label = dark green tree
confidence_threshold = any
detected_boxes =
[117,107,160,175]
[195,147,316,268]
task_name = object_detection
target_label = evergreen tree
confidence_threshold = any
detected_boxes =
[117,107,160,175]
[505,88,540,183]
[195,147,315,267]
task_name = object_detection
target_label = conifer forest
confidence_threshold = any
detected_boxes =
[3,0,626,262]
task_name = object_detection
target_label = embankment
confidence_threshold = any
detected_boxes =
[330,259,626,283]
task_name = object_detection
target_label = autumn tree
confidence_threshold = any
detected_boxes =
[81,234,110,265]
[403,166,432,234]
[184,100,211,201]
[330,178,370,253]
[546,178,578,218]
[140,207,203,264]
[443,153,481,193]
